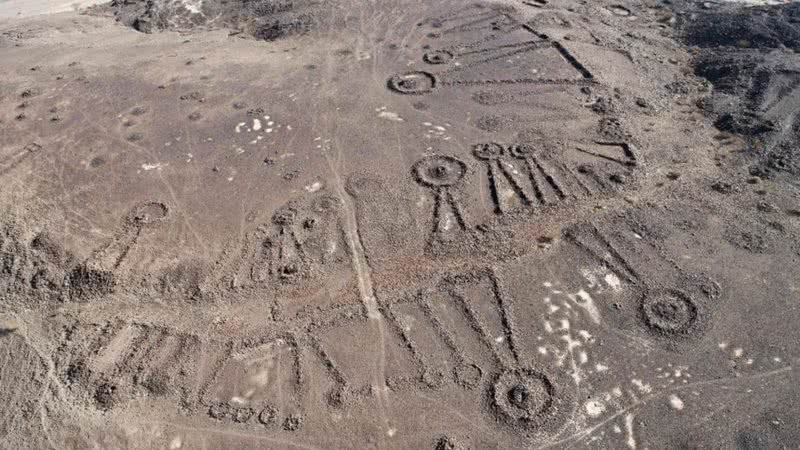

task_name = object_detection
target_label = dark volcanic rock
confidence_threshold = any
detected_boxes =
[678,1,800,177]
[684,5,800,50]
[97,0,324,41]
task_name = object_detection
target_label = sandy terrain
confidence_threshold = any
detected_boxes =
[0,0,106,19]
[0,0,798,448]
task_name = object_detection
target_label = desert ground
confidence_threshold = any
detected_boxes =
[0,0,799,448]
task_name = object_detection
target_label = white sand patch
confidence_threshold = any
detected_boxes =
[180,0,204,15]
[631,379,652,394]
[141,163,167,171]
[169,436,183,449]
[669,394,684,410]
[625,414,637,449]
[567,289,602,324]
[305,181,322,192]
[0,0,106,18]
[378,111,404,122]
[605,273,622,290]
[442,214,453,231]
[585,399,606,417]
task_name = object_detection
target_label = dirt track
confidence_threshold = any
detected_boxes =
[1,0,798,448]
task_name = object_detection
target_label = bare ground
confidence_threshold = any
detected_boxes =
[0,0,798,448]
